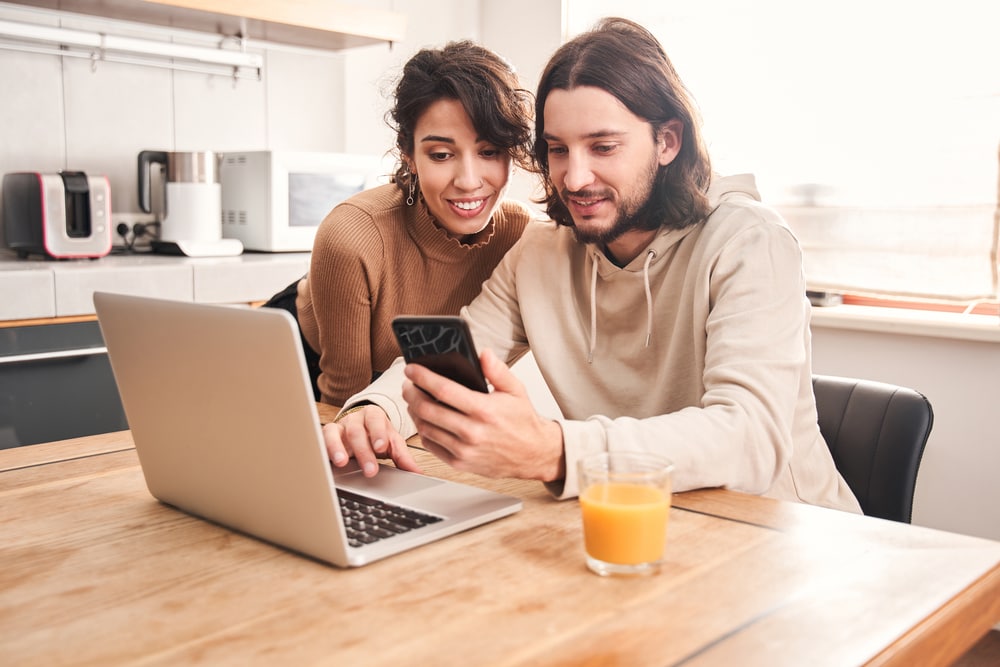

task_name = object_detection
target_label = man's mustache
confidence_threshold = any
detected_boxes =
[560,189,612,201]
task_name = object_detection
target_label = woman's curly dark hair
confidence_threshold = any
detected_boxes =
[388,41,536,192]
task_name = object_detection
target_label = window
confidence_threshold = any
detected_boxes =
[566,0,999,302]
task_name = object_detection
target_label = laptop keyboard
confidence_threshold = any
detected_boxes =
[336,488,443,548]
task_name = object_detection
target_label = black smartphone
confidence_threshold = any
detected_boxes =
[391,316,489,393]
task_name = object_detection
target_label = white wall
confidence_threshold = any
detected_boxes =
[0,0,562,221]
[340,0,482,160]
[811,324,1000,541]
[341,0,562,205]
[479,0,564,204]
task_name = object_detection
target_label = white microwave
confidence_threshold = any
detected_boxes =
[220,151,391,252]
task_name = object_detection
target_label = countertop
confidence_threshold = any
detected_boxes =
[0,249,310,321]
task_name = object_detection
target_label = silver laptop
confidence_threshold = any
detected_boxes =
[93,292,521,567]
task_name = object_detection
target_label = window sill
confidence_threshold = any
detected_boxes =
[810,304,1000,344]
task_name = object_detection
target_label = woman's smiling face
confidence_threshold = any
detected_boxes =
[406,98,512,239]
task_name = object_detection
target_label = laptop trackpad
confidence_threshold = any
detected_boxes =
[335,466,445,499]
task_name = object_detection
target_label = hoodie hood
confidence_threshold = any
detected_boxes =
[705,172,761,206]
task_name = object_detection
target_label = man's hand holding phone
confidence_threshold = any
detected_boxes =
[393,316,565,482]
[324,315,565,484]
[400,342,566,484]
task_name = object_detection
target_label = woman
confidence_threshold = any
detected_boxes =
[268,41,536,406]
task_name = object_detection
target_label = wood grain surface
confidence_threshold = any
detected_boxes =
[2,430,999,666]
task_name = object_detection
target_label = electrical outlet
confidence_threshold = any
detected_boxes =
[111,212,157,229]
[111,212,160,251]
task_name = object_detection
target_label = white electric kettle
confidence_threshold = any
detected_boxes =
[138,150,243,257]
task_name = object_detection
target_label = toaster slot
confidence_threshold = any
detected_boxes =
[60,171,92,238]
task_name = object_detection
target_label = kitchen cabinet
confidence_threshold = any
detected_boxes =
[0,320,127,448]
[5,0,406,51]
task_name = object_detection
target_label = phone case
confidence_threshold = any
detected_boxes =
[391,316,488,393]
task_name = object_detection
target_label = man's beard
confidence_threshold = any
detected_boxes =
[563,159,661,247]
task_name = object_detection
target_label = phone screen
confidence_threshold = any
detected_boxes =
[391,316,488,393]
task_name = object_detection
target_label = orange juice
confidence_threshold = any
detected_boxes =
[579,482,670,565]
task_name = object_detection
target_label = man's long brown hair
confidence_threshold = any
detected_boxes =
[533,17,713,231]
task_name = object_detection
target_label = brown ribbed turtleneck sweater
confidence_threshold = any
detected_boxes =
[296,183,532,406]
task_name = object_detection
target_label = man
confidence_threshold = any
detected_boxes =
[325,18,861,513]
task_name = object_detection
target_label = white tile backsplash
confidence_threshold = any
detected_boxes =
[61,57,174,214]
[264,48,345,152]
[0,50,66,172]
[0,12,348,222]
[173,66,268,153]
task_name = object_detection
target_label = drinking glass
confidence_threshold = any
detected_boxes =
[578,451,674,576]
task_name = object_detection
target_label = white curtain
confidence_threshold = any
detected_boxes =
[780,202,998,300]
[566,0,1000,301]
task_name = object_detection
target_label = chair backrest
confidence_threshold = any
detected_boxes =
[812,374,933,523]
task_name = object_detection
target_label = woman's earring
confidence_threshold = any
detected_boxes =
[407,174,418,206]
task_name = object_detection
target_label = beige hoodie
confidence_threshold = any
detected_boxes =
[347,174,862,514]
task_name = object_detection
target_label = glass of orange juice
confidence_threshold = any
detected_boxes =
[578,452,674,576]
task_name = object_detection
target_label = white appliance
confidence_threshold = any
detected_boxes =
[138,150,243,257]
[220,151,390,252]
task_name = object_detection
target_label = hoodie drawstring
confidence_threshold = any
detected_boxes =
[643,249,655,347]
[588,253,599,363]
[588,248,656,363]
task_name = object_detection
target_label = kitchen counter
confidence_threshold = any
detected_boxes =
[0,250,310,322]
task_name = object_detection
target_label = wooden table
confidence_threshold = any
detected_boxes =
[2,429,999,667]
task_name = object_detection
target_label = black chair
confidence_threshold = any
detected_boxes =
[812,374,933,523]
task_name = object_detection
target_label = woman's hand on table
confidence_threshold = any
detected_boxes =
[322,406,422,477]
